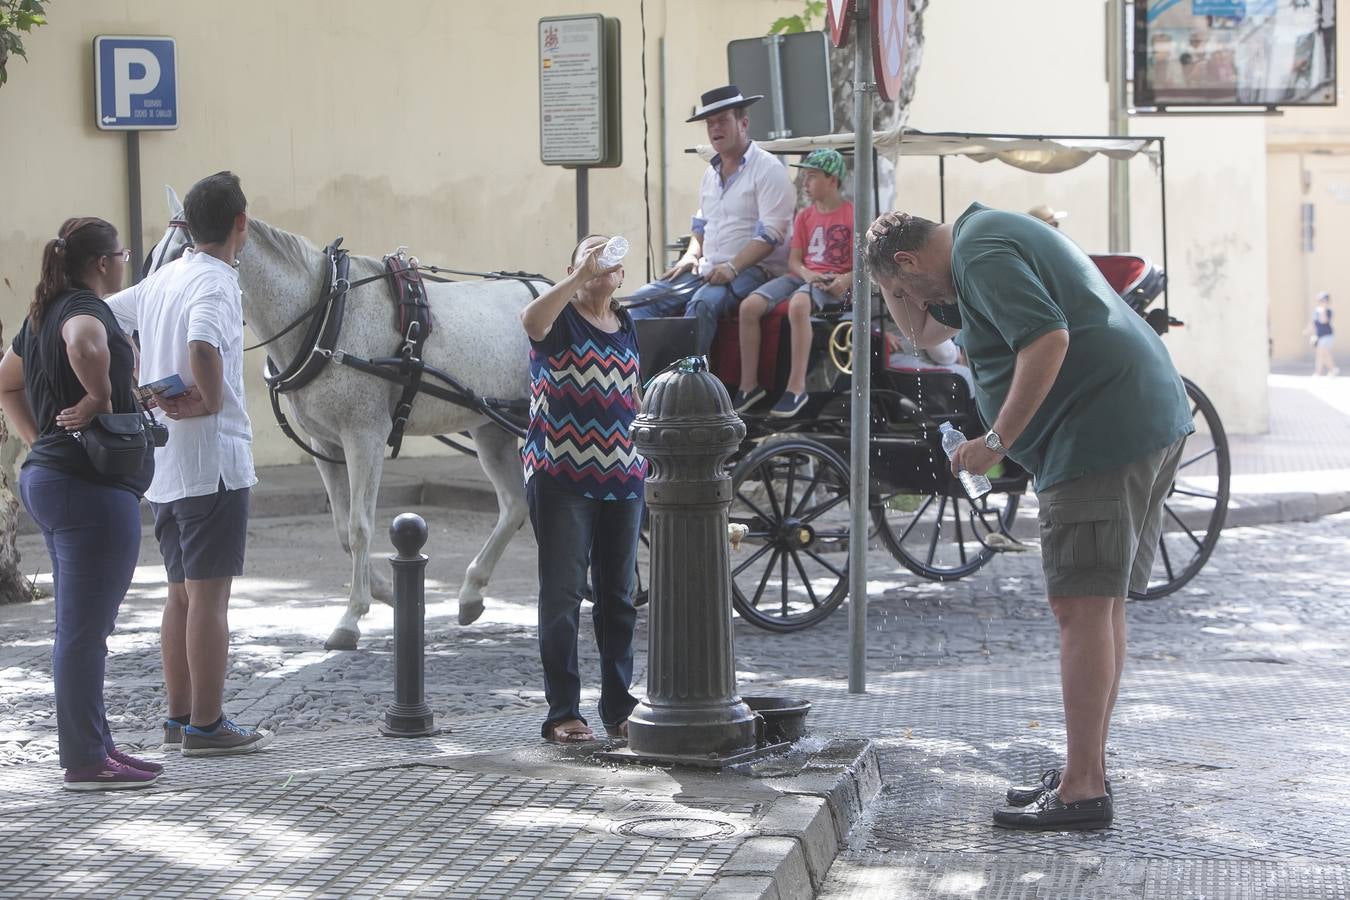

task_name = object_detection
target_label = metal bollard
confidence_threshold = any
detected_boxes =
[379,513,439,737]
[622,358,760,765]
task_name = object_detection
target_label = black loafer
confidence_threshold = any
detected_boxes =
[994,791,1113,831]
[1006,768,1112,807]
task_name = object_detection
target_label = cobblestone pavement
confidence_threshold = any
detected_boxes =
[6,507,1348,768]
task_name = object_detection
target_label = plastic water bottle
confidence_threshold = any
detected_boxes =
[597,235,629,268]
[939,422,992,500]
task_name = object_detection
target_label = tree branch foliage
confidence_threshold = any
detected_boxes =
[0,0,49,88]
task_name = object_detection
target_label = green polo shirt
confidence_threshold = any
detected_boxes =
[928,203,1192,490]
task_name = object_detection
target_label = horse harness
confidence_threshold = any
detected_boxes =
[260,237,546,466]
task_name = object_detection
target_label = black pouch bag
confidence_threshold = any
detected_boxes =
[77,412,149,476]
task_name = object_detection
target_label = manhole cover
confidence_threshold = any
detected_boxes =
[613,816,743,841]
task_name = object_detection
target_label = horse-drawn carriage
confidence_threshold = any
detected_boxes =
[631,130,1230,633]
[141,130,1228,648]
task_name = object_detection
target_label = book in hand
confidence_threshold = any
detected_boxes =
[137,374,189,402]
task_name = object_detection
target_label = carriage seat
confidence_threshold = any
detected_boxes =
[1089,253,1165,315]
[709,302,793,393]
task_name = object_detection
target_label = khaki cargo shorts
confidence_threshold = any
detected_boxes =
[1036,437,1186,598]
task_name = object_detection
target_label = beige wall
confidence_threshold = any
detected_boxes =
[1,0,1275,468]
[894,0,1271,434]
[1266,0,1348,367]
[0,0,804,464]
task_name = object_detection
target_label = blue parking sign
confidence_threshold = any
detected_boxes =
[93,36,178,131]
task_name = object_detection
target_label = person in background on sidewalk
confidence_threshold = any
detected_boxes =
[627,85,796,354]
[1306,291,1338,377]
[107,172,270,758]
[520,235,645,744]
[865,205,1193,831]
[734,148,853,418]
[0,218,160,790]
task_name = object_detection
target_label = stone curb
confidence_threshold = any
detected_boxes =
[706,739,881,900]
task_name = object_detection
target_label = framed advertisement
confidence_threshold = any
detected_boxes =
[1133,0,1336,108]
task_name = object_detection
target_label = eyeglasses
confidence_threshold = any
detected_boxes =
[105,249,132,263]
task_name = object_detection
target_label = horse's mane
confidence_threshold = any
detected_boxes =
[248,217,384,273]
[248,218,324,270]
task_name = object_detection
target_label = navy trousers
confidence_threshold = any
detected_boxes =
[20,465,142,769]
[527,476,642,737]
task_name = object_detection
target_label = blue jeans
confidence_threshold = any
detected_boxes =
[627,266,771,354]
[19,465,142,769]
[526,476,642,737]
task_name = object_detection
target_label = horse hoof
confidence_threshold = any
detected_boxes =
[324,628,360,651]
[458,599,485,626]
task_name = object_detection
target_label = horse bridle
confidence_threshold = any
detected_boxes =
[141,218,192,279]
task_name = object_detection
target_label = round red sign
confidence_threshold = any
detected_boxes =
[871,0,906,102]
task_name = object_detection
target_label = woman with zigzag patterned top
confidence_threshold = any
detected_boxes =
[520,235,646,745]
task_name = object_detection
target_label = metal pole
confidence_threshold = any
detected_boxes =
[938,155,947,223]
[848,0,874,695]
[127,131,144,284]
[765,34,789,139]
[1159,138,1170,320]
[380,513,438,737]
[1107,0,1131,251]
[576,166,590,242]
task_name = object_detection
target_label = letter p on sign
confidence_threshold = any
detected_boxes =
[112,48,161,116]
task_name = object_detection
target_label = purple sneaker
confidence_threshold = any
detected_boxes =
[63,757,160,792]
[110,748,165,775]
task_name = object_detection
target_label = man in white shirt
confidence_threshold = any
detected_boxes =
[107,171,270,758]
[628,85,796,354]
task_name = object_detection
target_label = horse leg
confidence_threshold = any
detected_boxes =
[457,423,528,625]
[325,433,387,651]
[312,437,394,608]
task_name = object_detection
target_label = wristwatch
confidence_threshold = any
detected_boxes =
[984,430,1008,455]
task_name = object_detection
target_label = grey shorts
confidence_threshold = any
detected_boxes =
[1315,334,1334,349]
[1036,437,1186,598]
[151,482,251,583]
[750,274,839,312]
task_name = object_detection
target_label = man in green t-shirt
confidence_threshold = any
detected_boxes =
[864,204,1193,832]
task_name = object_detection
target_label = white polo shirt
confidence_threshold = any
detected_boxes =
[692,141,796,278]
[106,251,257,504]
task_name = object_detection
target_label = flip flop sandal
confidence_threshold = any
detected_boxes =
[546,721,595,744]
[604,721,629,739]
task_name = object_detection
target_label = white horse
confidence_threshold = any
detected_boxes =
[145,188,537,650]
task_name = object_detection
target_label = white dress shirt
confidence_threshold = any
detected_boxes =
[106,251,257,504]
[692,141,796,278]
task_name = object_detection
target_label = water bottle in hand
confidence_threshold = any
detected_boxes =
[939,422,993,500]
[597,235,629,269]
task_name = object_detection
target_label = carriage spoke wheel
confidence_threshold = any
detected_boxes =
[729,439,851,633]
[1130,376,1230,600]
[872,486,1020,581]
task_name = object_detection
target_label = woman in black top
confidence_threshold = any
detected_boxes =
[0,217,158,791]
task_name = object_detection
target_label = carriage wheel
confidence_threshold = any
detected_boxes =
[1130,377,1230,600]
[872,488,1020,581]
[729,439,851,633]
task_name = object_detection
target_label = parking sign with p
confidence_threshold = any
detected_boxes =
[94,36,178,131]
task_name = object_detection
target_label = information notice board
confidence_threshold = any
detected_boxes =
[539,15,621,167]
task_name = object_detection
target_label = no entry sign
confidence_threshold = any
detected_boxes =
[872,0,906,102]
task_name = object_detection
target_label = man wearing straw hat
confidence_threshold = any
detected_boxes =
[627,85,796,354]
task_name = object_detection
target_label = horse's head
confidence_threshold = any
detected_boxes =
[142,185,193,279]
